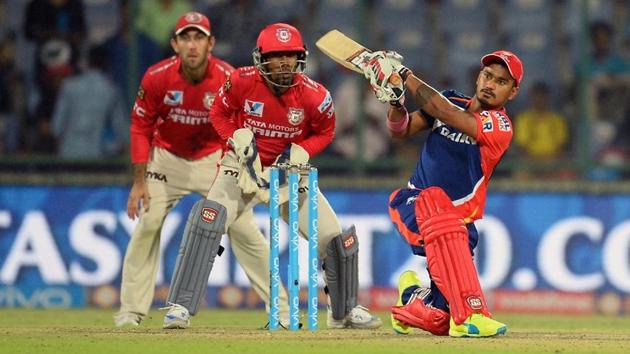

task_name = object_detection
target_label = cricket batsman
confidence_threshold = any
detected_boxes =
[362,49,523,337]
[161,23,382,330]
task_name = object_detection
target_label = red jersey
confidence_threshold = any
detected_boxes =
[210,66,336,166]
[130,55,234,163]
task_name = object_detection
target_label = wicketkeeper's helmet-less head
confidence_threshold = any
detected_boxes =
[253,23,308,88]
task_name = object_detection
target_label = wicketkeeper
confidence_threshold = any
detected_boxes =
[161,23,382,330]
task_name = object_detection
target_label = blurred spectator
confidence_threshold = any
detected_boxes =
[584,21,630,179]
[587,21,630,77]
[203,0,269,68]
[24,0,86,92]
[23,0,86,154]
[0,32,26,154]
[514,82,569,161]
[135,0,192,74]
[330,70,390,163]
[103,0,132,106]
[51,46,128,159]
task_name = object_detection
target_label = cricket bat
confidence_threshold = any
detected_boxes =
[315,29,372,74]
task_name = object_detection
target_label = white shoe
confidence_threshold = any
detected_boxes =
[114,312,141,327]
[161,303,191,329]
[327,307,346,329]
[327,305,383,329]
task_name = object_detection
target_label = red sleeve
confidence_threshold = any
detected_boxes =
[474,110,513,160]
[209,72,240,141]
[129,71,161,164]
[298,89,335,157]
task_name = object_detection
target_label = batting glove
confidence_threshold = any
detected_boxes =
[363,50,408,103]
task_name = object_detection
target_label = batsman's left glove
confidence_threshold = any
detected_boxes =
[363,50,409,103]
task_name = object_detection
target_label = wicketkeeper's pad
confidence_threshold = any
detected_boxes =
[324,225,359,320]
[166,198,226,315]
[415,187,491,325]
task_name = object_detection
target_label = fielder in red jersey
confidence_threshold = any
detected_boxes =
[129,54,231,163]
[116,12,291,329]
[163,23,383,330]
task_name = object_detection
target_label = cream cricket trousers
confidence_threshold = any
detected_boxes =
[118,147,290,320]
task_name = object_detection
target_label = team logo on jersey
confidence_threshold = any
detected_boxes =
[494,111,511,132]
[326,105,335,118]
[276,28,291,42]
[203,92,215,109]
[164,90,183,106]
[223,78,232,92]
[287,108,304,125]
[137,86,145,100]
[244,99,264,117]
[480,111,493,132]
[317,91,333,113]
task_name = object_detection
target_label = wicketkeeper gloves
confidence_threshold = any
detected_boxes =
[229,128,268,197]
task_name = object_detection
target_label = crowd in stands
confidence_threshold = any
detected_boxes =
[0,0,629,180]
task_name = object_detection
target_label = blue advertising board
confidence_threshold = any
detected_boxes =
[1,186,629,310]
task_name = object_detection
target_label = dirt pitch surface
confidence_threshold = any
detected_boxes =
[1,309,629,354]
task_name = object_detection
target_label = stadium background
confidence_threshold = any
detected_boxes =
[1,0,629,318]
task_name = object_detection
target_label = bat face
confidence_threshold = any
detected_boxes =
[315,30,372,73]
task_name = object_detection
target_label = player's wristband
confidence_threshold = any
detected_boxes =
[386,109,409,133]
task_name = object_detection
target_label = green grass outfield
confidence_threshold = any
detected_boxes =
[1,309,629,354]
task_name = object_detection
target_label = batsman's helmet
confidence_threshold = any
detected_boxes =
[253,23,308,76]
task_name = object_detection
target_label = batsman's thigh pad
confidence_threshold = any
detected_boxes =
[324,225,359,320]
[415,187,491,325]
[166,199,226,315]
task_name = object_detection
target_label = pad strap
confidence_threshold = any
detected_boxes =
[415,187,491,325]
[166,199,227,315]
[324,225,359,320]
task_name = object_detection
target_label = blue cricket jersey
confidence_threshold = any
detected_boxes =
[389,90,513,249]
[408,89,513,223]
